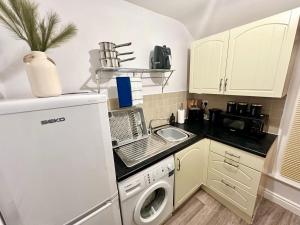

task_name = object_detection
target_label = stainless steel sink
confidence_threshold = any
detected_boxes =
[156,127,189,142]
[115,125,195,167]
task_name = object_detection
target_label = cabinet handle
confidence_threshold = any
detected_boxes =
[225,151,240,159]
[177,158,181,171]
[224,78,228,91]
[224,159,239,168]
[219,78,223,91]
[221,179,236,189]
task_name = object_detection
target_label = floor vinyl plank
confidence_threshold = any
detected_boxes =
[164,197,204,225]
[165,190,300,225]
[205,206,246,225]
[289,214,300,225]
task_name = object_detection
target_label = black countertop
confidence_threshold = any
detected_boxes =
[114,121,277,181]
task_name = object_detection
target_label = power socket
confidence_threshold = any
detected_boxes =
[203,100,209,120]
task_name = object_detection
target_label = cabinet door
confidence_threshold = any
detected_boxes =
[189,31,229,94]
[174,139,209,209]
[225,10,299,97]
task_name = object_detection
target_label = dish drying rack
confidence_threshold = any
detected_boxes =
[109,107,175,167]
[109,107,148,148]
[95,67,175,93]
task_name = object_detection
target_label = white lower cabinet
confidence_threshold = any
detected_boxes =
[174,139,209,209]
[173,139,269,223]
[207,170,256,216]
[206,140,266,221]
[208,151,261,196]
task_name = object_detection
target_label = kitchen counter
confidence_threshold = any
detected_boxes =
[114,120,277,181]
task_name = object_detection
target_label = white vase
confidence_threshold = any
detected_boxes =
[23,51,62,97]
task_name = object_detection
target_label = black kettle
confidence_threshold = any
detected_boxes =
[209,108,222,125]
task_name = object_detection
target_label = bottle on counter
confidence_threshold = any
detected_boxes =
[169,113,176,125]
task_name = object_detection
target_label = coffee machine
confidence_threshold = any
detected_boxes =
[151,45,172,69]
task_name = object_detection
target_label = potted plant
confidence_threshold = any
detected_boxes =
[0,0,77,97]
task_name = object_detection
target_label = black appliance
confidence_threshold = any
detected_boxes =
[227,101,237,114]
[220,112,268,136]
[250,104,263,117]
[187,108,204,123]
[209,108,222,125]
[236,102,248,115]
[151,45,172,69]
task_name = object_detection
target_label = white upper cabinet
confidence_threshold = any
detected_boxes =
[189,32,229,94]
[189,8,300,98]
[225,10,298,97]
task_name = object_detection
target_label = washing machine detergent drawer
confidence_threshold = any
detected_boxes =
[118,156,174,225]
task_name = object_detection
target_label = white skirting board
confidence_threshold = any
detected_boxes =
[264,189,300,216]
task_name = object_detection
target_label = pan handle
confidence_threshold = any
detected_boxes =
[117,51,134,56]
[115,42,132,48]
[120,57,136,63]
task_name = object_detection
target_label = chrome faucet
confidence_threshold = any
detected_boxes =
[148,118,169,134]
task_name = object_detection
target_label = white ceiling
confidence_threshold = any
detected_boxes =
[126,0,300,39]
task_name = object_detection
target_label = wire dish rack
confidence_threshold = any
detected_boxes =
[109,107,196,167]
[109,107,148,148]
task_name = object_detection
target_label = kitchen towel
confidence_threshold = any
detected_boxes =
[116,77,132,108]
[177,109,185,124]
[131,77,143,106]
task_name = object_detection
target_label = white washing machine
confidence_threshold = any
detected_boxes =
[118,156,174,225]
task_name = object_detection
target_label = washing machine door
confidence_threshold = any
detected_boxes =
[133,180,171,225]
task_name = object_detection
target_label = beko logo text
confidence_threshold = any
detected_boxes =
[41,117,66,125]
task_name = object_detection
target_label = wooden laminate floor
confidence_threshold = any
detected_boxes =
[164,190,300,225]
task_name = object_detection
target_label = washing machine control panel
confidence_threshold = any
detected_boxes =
[144,161,174,186]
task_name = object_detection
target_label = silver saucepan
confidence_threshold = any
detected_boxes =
[99,42,131,51]
[99,57,136,68]
[99,50,134,59]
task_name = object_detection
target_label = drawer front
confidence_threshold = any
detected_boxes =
[207,170,256,216]
[210,140,265,171]
[208,151,261,195]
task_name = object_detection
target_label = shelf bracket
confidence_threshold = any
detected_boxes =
[162,70,174,93]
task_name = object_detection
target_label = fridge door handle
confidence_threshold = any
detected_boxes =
[71,201,112,225]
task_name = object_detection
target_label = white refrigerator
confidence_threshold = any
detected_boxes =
[0,94,122,225]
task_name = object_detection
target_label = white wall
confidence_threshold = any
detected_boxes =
[0,0,192,99]
[0,83,5,99]
[276,46,300,175]
[264,45,300,215]
[188,0,300,38]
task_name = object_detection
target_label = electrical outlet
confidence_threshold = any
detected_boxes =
[202,100,209,120]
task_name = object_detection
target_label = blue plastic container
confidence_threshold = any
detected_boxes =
[116,77,132,108]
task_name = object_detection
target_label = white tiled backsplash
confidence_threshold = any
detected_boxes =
[108,92,187,127]
[108,91,285,134]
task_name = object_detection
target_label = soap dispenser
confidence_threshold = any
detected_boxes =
[169,113,175,125]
